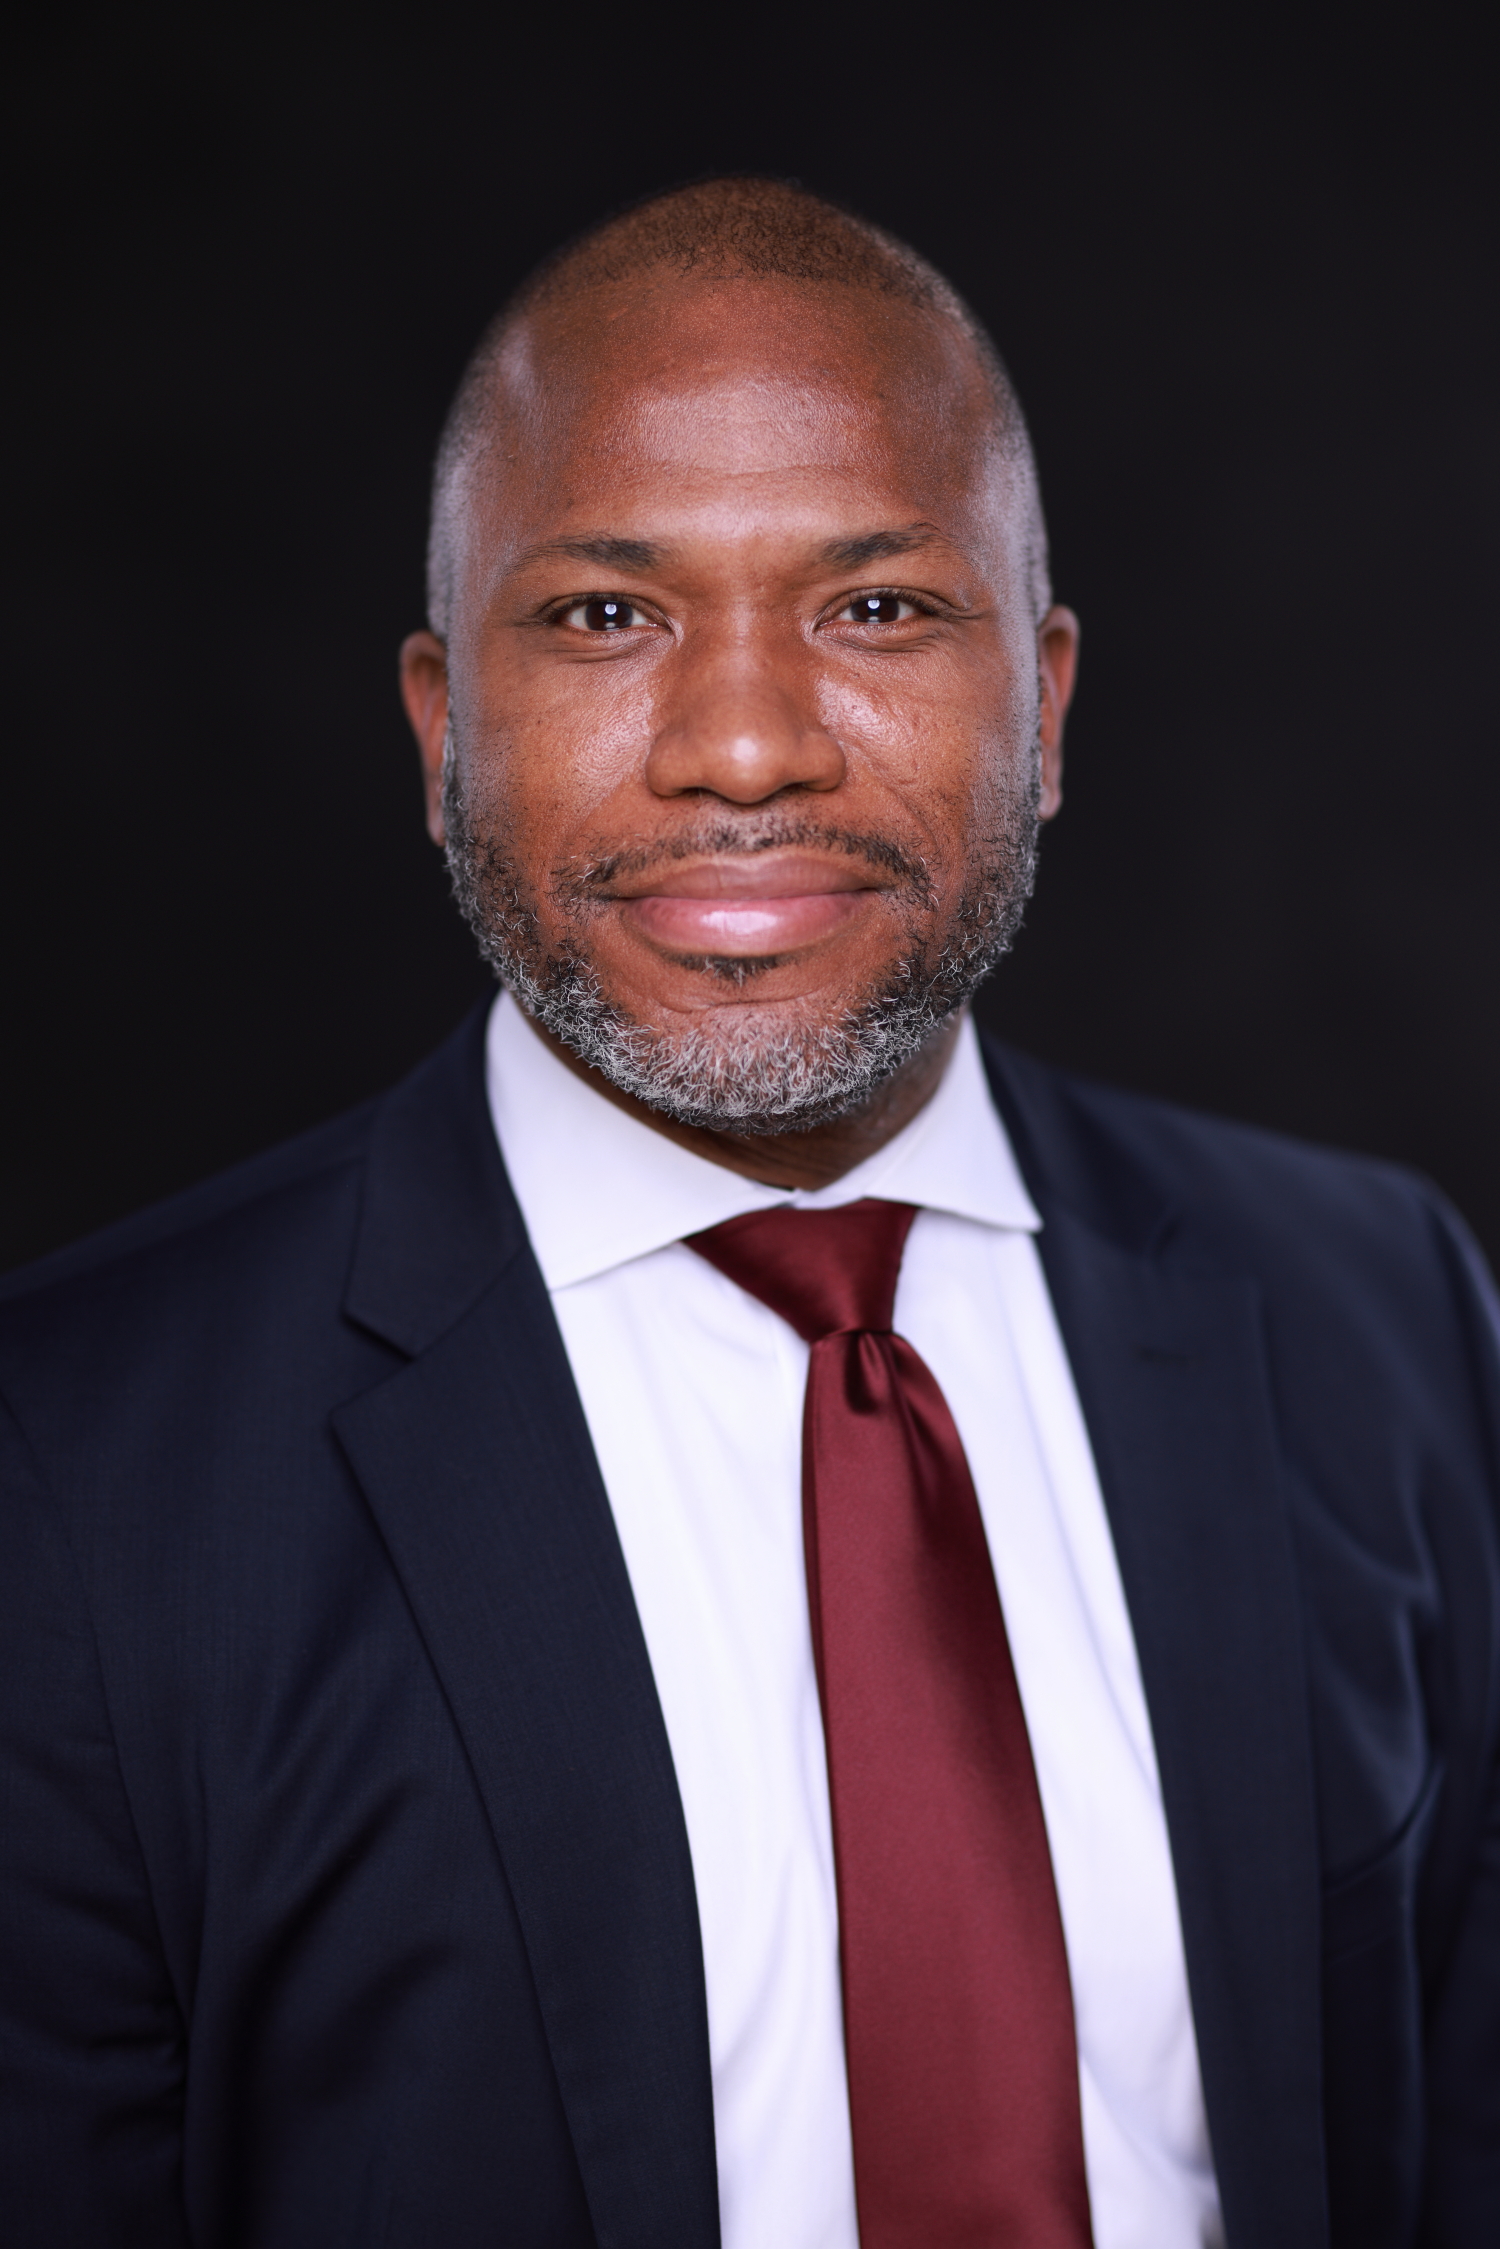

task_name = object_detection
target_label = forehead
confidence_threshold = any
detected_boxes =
[465,276,1002,559]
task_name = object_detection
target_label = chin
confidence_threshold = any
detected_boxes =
[526,959,959,1136]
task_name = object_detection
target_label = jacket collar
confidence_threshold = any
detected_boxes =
[343,1003,526,1357]
[336,1000,721,2246]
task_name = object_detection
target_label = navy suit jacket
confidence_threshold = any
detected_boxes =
[2,1005,1498,2248]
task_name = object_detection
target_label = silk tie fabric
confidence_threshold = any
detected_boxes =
[689,1196,1092,2248]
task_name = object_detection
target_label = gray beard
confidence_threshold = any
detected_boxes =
[442,742,1040,1135]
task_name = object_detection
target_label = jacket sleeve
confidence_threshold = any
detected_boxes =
[1423,1747,1500,2242]
[1421,1204,1500,2243]
[0,1394,191,2247]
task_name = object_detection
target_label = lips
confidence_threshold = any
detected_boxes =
[608,850,884,957]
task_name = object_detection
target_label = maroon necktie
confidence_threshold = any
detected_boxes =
[689,1197,1092,2248]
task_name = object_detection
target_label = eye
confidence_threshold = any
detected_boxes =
[839,592,920,625]
[560,596,649,633]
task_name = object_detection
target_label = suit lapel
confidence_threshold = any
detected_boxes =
[333,1010,720,2249]
[983,1041,1329,2248]
[327,1008,1331,2245]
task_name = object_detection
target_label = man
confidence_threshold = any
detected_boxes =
[1,178,1496,2249]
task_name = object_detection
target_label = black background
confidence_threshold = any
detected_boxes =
[7,17,1497,1272]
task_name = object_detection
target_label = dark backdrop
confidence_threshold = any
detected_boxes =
[7,18,1497,1271]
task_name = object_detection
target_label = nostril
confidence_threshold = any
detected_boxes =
[645,711,846,803]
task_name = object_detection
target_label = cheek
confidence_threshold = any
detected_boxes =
[467,663,659,846]
[811,671,1017,853]
[813,672,933,793]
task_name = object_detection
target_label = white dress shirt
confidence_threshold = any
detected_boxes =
[486,991,1224,2249]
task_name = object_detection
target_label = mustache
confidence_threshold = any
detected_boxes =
[554,811,936,904]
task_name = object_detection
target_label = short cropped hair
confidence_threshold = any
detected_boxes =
[426,176,1052,636]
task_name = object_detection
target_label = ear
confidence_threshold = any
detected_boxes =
[1036,606,1080,821]
[399,631,451,844]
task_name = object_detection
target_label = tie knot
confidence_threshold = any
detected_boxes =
[687,1198,917,1342]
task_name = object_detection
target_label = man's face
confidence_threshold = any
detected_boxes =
[403,276,1077,1132]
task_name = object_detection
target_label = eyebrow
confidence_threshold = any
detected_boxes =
[514,523,946,578]
[516,535,668,572]
[816,524,944,570]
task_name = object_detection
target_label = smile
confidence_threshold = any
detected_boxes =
[607,852,887,956]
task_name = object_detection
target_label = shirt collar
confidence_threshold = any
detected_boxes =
[485,990,1040,1292]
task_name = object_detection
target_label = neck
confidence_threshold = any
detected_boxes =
[530,1011,965,1191]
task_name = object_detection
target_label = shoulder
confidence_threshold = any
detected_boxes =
[0,1002,503,1341]
[981,1032,1488,1291]
[0,1096,394,1496]
[0,1002,506,1441]
[0,1096,377,1334]
[982,1035,1500,1471]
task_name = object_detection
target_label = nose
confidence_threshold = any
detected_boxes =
[644,635,845,803]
